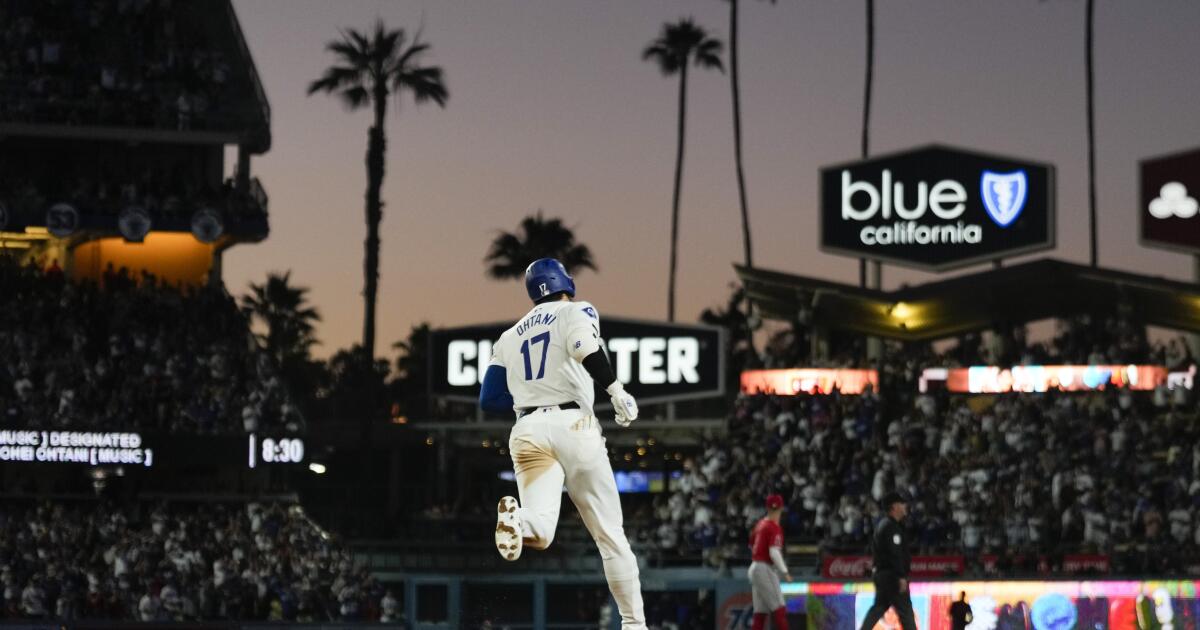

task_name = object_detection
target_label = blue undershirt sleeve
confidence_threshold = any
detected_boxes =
[479,365,515,414]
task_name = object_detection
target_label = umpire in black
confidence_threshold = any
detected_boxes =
[858,491,917,630]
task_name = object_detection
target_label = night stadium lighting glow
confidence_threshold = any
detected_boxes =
[0,231,49,240]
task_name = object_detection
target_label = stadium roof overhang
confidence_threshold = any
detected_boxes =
[736,258,1200,341]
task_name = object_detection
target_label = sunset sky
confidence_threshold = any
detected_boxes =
[224,0,1200,359]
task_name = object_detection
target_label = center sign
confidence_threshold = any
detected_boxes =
[820,145,1056,271]
[429,317,725,407]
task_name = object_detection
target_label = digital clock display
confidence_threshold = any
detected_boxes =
[247,435,305,468]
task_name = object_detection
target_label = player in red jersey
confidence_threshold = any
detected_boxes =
[748,494,791,630]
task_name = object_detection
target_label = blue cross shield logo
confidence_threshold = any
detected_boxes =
[980,170,1028,227]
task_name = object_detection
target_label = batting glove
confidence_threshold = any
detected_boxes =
[607,381,638,427]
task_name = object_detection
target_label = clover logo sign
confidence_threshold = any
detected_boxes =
[1149,181,1199,219]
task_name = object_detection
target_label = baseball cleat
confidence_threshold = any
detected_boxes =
[495,496,523,561]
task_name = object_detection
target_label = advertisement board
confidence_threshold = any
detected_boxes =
[821,555,1110,580]
[741,368,878,396]
[821,555,966,579]
[918,365,1170,394]
[429,317,725,406]
[717,579,1200,630]
[820,145,1055,271]
[1140,146,1200,254]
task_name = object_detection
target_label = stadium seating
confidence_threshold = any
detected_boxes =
[0,499,394,622]
[0,0,236,131]
[0,257,302,434]
[650,333,1200,577]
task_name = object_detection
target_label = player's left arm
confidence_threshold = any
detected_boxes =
[565,303,638,426]
[768,529,790,578]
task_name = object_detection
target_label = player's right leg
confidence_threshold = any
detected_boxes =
[498,421,566,560]
[557,414,646,630]
[749,562,787,630]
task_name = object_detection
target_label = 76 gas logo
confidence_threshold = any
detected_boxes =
[718,593,755,630]
[723,606,753,629]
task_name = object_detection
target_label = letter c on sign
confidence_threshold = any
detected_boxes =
[447,340,478,386]
[861,226,876,245]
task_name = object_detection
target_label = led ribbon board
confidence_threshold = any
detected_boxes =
[740,368,879,395]
[718,579,1200,630]
[918,365,1170,393]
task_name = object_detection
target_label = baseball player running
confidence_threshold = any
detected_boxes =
[748,494,791,630]
[479,258,646,629]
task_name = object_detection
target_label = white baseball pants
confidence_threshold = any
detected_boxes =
[507,407,646,630]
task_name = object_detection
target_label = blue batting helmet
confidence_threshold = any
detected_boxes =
[525,258,576,302]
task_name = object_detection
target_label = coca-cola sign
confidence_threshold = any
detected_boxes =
[822,555,874,578]
[820,555,965,579]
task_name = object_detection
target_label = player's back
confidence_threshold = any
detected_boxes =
[750,518,783,562]
[492,299,600,412]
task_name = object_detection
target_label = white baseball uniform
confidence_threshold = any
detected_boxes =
[490,299,646,630]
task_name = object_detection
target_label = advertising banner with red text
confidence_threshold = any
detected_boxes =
[821,555,966,579]
[741,369,879,396]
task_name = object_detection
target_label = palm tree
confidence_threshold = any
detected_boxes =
[241,272,326,415]
[485,211,598,280]
[861,0,875,288]
[391,322,431,418]
[726,0,772,269]
[1085,0,1097,267]
[700,283,757,398]
[241,271,322,364]
[308,21,448,362]
[644,19,724,322]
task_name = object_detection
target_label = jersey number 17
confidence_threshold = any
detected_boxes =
[520,332,551,380]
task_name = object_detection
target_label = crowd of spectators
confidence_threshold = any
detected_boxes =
[0,500,399,623]
[649,330,1200,576]
[0,256,301,434]
[0,0,236,130]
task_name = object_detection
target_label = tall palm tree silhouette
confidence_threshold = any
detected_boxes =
[860,0,875,287]
[485,212,598,280]
[308,21,448,361]
[1085,0,1097,267]
[726,0,774,269]
[643,18,724,322]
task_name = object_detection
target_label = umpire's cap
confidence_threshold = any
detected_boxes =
[765,494,785,510]
[881,491,910,509]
